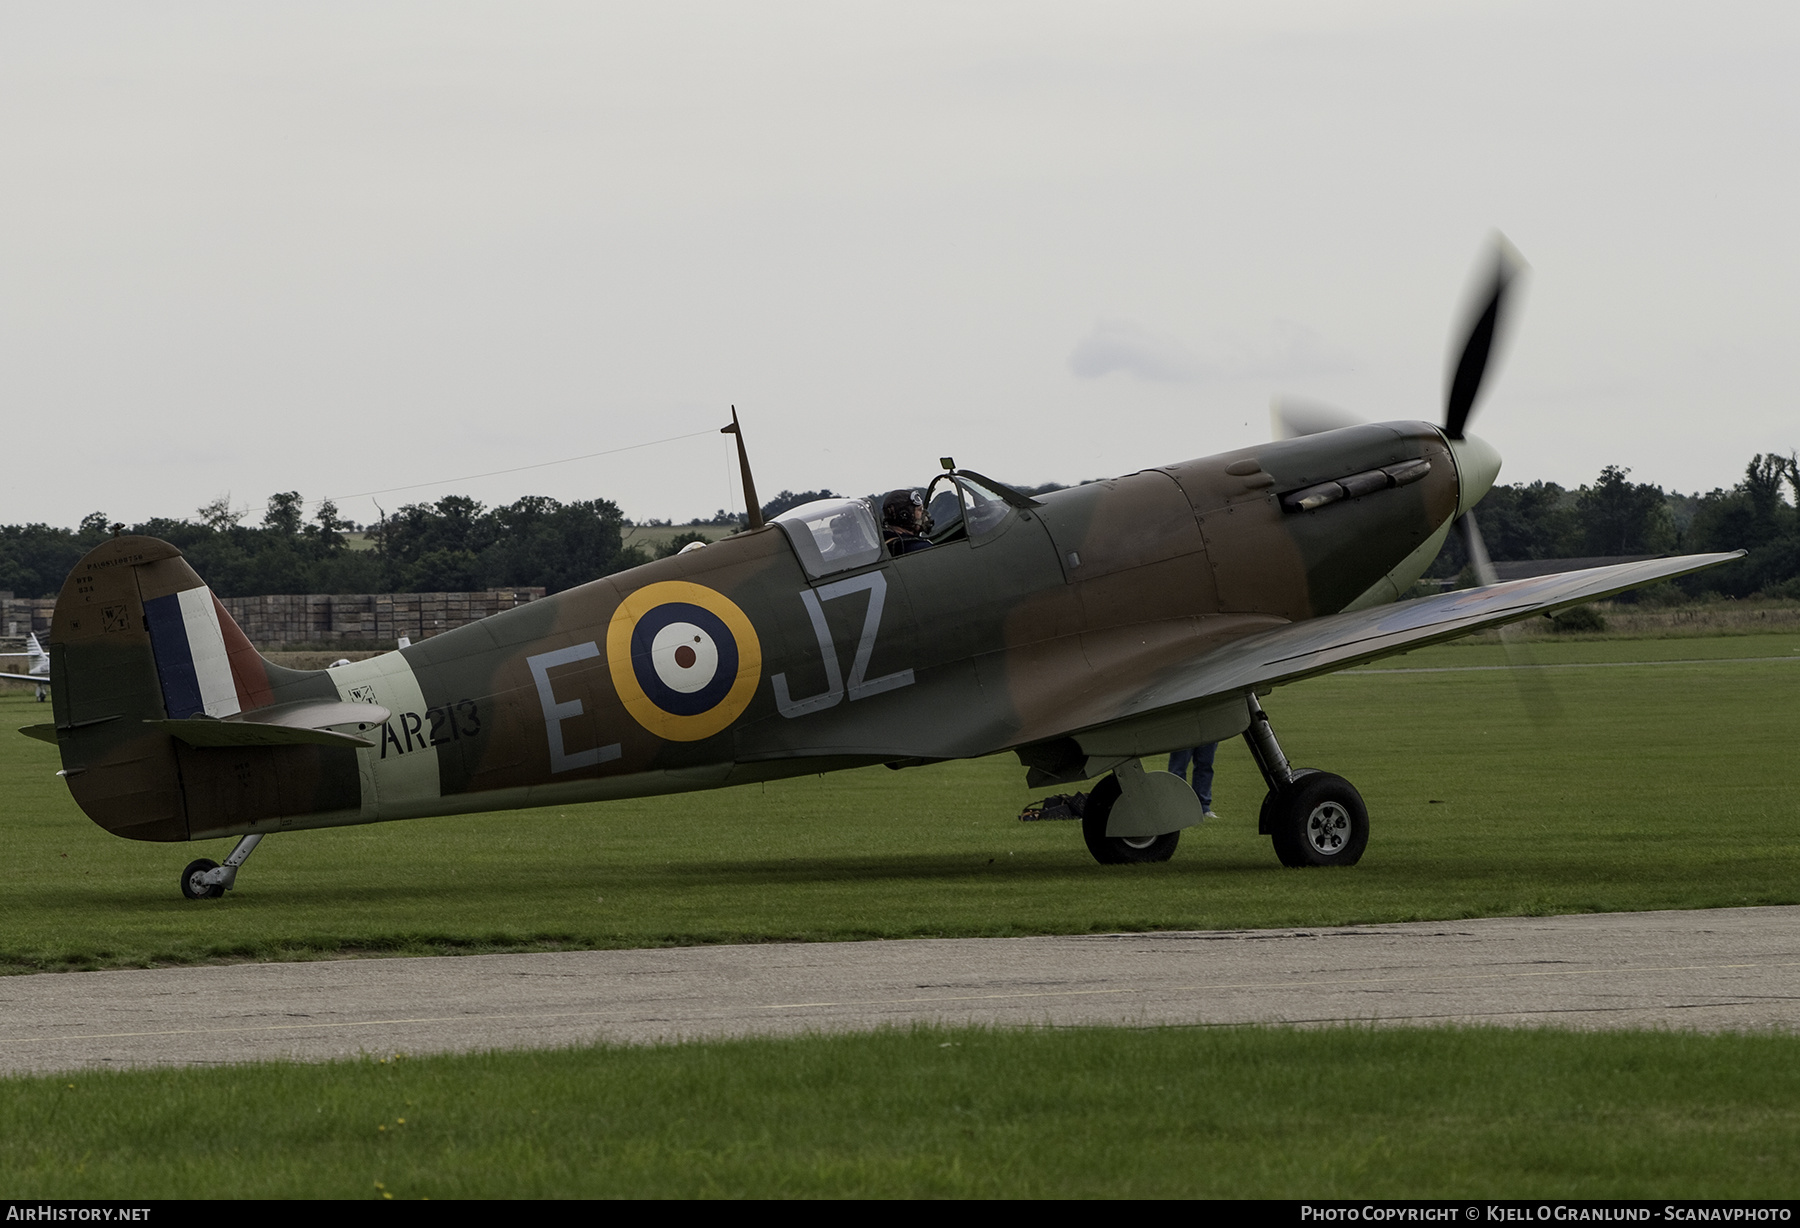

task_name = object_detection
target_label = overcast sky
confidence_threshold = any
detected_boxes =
[2,2,1795,529]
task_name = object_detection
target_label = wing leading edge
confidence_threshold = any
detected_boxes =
[1105,551,1745,724]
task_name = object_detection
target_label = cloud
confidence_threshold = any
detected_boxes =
[1067,317,1353,384]
[1067,318,1205,383]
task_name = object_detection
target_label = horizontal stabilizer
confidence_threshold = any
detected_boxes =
[17,713,119,745]
[143,719,377,749]
[224,699,391,732]
[21,700,388,749]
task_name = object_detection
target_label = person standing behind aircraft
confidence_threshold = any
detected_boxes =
[881,489,934,556]
[1169,744,1218,818]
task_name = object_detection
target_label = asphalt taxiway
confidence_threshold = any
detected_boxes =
[3,905,1797,1075]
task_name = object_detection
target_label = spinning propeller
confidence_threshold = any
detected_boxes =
[1272,236,1555,718]
[1271,234,1525,585]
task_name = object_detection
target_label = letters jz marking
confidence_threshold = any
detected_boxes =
[773,571,914,719]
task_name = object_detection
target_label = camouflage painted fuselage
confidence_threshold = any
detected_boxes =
[49,422,1461,843]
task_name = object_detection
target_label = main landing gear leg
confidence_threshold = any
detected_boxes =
[180,833,265,900]
[1242,693,1369,868]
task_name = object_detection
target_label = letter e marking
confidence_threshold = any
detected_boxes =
[528,643,623,773]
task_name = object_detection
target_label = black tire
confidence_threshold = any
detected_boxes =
[1081,775,1181,865]
[1256,767,1319,835]
[181,858,224,900]
[1265,772,1368,868]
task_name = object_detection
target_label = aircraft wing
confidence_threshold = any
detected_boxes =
[1106,551,1744,722]
[0,672,48,685]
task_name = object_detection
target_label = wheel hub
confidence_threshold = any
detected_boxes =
[1304,801,1351,855]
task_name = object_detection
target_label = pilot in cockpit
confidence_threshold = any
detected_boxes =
[880,489,934,557]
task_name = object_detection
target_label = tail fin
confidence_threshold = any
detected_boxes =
[25,632,48,676]
[49,535,313,841]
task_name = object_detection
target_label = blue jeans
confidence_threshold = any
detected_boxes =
[1168,744,1216,808]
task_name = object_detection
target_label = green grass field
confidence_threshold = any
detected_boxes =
[5,631,1800,1198]
[619,523,722,555]
[4,632,1798,974]
[5,1025,1799,1198]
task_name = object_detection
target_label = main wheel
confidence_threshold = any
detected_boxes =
[180,858,224,900]
[1265,773,1368,868]
[1081,775,1181,865]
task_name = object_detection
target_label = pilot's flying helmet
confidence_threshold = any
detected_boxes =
[880,488,931,535]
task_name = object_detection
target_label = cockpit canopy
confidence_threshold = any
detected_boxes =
[773,498,885,579]
[774,473,1035,578]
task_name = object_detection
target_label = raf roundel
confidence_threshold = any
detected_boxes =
[606,581,763,741]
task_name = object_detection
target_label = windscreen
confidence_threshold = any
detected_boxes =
[956,474,1014,537]
[773,498,885,579]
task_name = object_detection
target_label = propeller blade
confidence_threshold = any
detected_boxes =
[1456,508,1563,724]
[1455,509,1499,588]
[1270,396,1366,440]
[1443,236,1526,440]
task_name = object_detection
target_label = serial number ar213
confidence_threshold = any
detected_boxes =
[378,700,480,759]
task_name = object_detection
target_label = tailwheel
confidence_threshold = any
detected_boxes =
[180,858,225,900]
[1080,775,1181,865]
[1263,772,1368,868]
[177,835,264,899]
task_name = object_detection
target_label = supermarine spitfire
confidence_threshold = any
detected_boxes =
[25,242,1739,897]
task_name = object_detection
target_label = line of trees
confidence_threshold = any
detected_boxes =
[0,493,652,599]
[1,456,1795,601]
[1429,455,1800,599]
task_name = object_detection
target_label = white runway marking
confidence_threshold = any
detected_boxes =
[4,906,1800,1075]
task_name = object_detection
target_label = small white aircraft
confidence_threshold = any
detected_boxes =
[0,632,50,701]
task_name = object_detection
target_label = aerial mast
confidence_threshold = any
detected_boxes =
[721,405,764,530]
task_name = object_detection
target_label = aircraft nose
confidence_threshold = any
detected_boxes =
[1448,432,1502,517]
